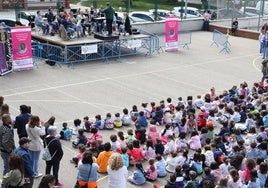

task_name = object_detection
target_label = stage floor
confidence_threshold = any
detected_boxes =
[31,31,149,47]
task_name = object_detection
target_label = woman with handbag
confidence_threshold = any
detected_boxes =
[76,151,99,188]
[2,154,25,188]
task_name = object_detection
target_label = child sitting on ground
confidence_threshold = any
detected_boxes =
[127,142,145,165]
[93,114,104,130]
[155,154,167,177]
[114,112,123,128]
[72,128,87,148]
[122,108,132,126]
[88,140,100,158]
[121,147,129,168]
[71,144,86,166]
[110,134,121,153]
[87,127,103,146]
[144,139,156,160]
[145,158,158,181]
[117,131,127,149]
[184,170,199,188]
[104,113,114,130]
[154,137,164,156]
[135,125,146,144]
[125,128,135,144]
[72,118,83,135]
[128,162,146,185]
[83,116,92,133]
[59,122,72,140]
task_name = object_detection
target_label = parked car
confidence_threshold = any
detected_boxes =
[149,9,171,19]
[172,7,202,19]
[18,11,35,22]
[0,17,29,27]
[211,8,246,19]
[240,7,259,16]
[129,11,163,22]
[116,12,149,24]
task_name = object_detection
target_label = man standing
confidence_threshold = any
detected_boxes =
[102,2,115,36]
[15,137,35,188]
[0,114,15,177]
[14,105,31,139]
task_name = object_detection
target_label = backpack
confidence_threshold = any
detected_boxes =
[63,128,72,140]
[42,138,57,161]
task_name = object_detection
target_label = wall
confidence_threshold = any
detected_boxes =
[131,16,268,35]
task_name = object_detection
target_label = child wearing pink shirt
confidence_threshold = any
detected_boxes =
[145,158,158,181]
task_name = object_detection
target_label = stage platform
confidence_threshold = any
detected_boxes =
[31,31,161,66]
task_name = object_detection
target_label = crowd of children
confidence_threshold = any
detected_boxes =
[61,81,268,187]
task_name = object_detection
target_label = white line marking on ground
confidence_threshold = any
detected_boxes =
[253,55,262,72]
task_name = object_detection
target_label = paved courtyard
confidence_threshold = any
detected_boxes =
[0,31,262,187]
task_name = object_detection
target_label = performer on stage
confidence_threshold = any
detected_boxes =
[102,2,115,36]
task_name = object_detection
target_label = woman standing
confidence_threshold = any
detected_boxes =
[107,153,128,188]
[45,126,64,187]
[26,115,45,178]
[2,154,25,188]
[76,151,99,188]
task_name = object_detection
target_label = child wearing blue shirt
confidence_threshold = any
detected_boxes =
[128,162,146,185]
[121,147,129,168]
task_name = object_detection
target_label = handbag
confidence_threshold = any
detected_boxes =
[42,138,57,161]
[74,165,97,188]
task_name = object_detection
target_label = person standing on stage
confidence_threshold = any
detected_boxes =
[102,2,115,36]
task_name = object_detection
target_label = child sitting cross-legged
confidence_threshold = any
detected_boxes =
[145,158,158,181]
[59,122,72,140]
[184,170,199,188]
[87,127,103,146]
[155,154,167,177]
[127,141,145,165]
[128,162,146,185]
[72,129,87,148]
[70,144,86,167]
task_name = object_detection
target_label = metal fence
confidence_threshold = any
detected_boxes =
[32,33,160,66]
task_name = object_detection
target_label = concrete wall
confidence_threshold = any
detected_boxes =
[131,16,268,35]
[132,18,204,35]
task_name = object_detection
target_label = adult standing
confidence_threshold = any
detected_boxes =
[203,10,211,31]
[262,59,268,83]
[76,151,99,188]
[26,115,46,178]
[102,2,115,36]
[44,126,64,187]
[107,153,128,188]
[14,105,31,139]
[263,31,268,59]
[2,154,25,188]
[0,114,15,177]
[124,12,132,36]
[14,137,35,188]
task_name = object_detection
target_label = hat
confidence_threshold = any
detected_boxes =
[47,125,57,135]
[19,137,31,145]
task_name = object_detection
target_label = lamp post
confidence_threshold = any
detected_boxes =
[154,0,158,21]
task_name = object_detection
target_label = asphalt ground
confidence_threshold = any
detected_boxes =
[0,31,263,187]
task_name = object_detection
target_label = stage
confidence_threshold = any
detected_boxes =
[31,31,161,66]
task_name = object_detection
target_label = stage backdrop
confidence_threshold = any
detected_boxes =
[0,28,12,76]
[165,16,179,51]
[11,26,33,71]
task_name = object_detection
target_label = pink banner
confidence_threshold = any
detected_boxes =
[11,26,33,71]
[165,16,179,51]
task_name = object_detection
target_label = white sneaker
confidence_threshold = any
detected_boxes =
[33,173,43,178]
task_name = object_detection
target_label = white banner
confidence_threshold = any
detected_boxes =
[127,39,142,49]
[81,44,98,54]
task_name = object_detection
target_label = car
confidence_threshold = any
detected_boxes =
[0,17,29,27]
[129,11,163,22]
[149,9,171,20]
[211,8,246,19]
[18,11,35,22]
[240,7,259,16]
[116,12,149,24]
[172,7,202,19]
[256,1,268,14]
